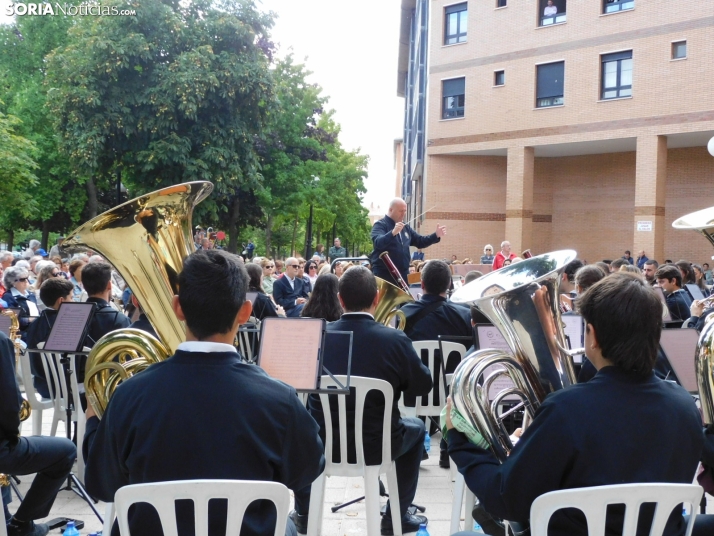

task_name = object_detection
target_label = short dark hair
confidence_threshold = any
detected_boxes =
[338,266,377,312]
[577,273,662,377]
[178,250,247,339]
[39,278,74,308]
[69,259,85,277]
[574,265,606,291]
[595,261,610,274]
[421,260,452,295]
[563,259,585,282]
[644,259,659,269]
[704,263,710,269]
[610,258,628,270]
[81,262,112,296]
[464,270,483,284]
[655,264,682,287]
[624,250,631,255]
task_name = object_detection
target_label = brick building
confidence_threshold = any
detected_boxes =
[396,0,714,264]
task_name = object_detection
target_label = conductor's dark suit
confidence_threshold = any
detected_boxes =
[272,275,309,317]
[294,313,432,521]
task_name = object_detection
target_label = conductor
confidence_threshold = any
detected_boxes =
[370,198,446,287]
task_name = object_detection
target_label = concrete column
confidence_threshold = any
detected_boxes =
[505,146,535,254]
[634,135,667,262]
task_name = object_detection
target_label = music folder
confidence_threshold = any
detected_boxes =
[43,302,95,354]
[659,328,700,393]
[257,318,352,393]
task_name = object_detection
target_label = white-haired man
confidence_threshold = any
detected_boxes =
[492,241,516,270]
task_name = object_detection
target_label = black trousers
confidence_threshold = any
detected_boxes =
[0,436,75,521]
[293,417,425,521]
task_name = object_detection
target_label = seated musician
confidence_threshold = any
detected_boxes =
[447,273,713,536]
[272,256,309,317]
[0,330,76,536]
[401,259,472,468]
[25,278,75,398]
[655,264,692,322]
[83,250,324,536]
[292,266,433,535]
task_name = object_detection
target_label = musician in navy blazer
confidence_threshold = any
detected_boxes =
[293,266,433,535]
[272,257,310,317]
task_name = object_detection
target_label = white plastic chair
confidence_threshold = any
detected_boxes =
[307,375,402,536]
[529,483,703,536]
[450,471,477,534]
[103,502,115,536]
[38,342,90,480]
[114,479,290,536]
[400,341,465,419]
[18,349,56,436]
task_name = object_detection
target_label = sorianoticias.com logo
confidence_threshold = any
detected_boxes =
[5,2,136,16]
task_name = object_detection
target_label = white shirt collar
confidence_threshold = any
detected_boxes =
[177,341,238,354]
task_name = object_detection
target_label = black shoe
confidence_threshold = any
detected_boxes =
[439,449,450,468]
[380,513,428,535]
[421,446,429,461]
[289,509,308,535]
[472,502,505,536]
[6,520,49,536]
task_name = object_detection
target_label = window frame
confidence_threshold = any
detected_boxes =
[600,50,633,100]
[494,70,505,87]
[602,0,634,14]
[496,0,507,8]
[539,0,566,27]
[444,2,468,46]
[535,61,565,108]
[671,40,687,60]
[442,77,466,120]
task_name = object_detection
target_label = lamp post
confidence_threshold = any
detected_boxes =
[304,176,320,260]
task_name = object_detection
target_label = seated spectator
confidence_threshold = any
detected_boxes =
[32,265,62,312]
[619,264,642,276]
[272,257,309,317]
[480,245,495,265]
[609,258,628,272]
[304,259,319,289]
[68,259,86,302]
[655,264,692,322]
[245,263,284,320]
[2,266,39,333]
[260,258,277,295]
[25,278,75,398]
[643,259,659,286]
[301,273,343,322]
[464,270,483,284]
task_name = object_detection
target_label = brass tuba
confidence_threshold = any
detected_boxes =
[374,277,414,331]
[63,181,213,417]
[672,207,714,424]
[449,250,582,461]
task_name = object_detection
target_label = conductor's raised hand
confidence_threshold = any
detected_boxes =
[435,223,447,238]
[392,221,405,236]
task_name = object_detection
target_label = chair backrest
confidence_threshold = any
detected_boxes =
[37,342,89,422]
[529,483,703,536]
[317,375,394,475]
[114,479,290,536]
[237,320,260,363]
[411,341,466,416]
[19,347,54,411]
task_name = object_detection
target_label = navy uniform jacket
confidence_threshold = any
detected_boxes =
[25,309,58,399]
[665,289,692,322]
[448,366,703,536]
[369,215,440,287]
[272,276,309,313]
[83,349,325,536]
[250,291,279,321]
[80,297,130,382]
[307,313,432,466]
[0,331,22,446]
[129,313,157,339]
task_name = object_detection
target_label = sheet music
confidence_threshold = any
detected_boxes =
[476,325,511,353]
[258,318,324,390]
[44,302,94,353]
[660,329,699,393]
[562,315,584,364]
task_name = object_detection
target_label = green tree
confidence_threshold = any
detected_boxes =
[46,0,275,252]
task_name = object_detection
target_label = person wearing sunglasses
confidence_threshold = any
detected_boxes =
[304,260,319,289]
[272,257,310,317]
[260,258,278,295]
[2,266,39,333]
[480,244,495,265]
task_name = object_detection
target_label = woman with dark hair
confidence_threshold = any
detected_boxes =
[304,259,319,289]
[676,260,696,286]
[301,273,343,322]
[245,263,285,320]
[693,263,710,297]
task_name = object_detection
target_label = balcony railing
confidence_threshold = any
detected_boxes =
[540,12,566,25]
[604,0,634,13]
[536,96,564,108]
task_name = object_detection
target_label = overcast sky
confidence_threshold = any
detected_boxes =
[0,0,405,211]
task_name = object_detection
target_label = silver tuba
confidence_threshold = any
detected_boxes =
[449,250,582,461]
[672,207,714,424]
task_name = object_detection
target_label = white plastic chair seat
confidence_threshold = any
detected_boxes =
[18,348,55,436]
[529,483,703,536]
[114,479,290,536]
[450,470,477,533]
[307,375,402,536]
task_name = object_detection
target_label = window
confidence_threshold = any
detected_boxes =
[540,0,566,26]
[442,78,465,119]
[496,0,507,7]
[536,62,564,108]
[601,51,632,99]
[672,41,687,60]
[494,70,505,86]
[603,0,634,13]
[444,3,467,45]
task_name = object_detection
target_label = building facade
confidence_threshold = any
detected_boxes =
[397,0,714,263]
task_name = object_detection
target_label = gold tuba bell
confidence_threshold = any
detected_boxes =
[62,181,213,418]
[374,277,414,331]
[449,250,582,461]
[673,207,714,424]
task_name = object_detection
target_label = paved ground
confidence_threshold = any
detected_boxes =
[10,400,714,535]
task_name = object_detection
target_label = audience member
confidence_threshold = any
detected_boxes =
[245,263,284,320]
[2,266,39,333]
[642,259,659,286]
[68,259,86,302]
[273,257,310,317]
[300,273,343,322]
[636,250,649,269]
[464,270,483,284]
[492,241,515,270]
[609,258,628,272]
[260,258,277,295]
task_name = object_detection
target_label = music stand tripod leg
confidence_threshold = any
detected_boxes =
[58,353,103,525]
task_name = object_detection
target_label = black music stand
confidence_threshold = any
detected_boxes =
[42,302,104,524]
